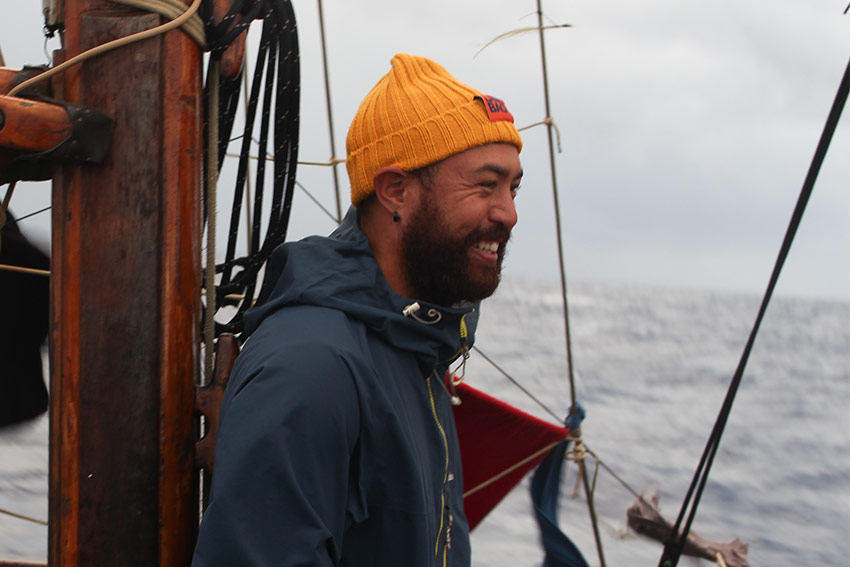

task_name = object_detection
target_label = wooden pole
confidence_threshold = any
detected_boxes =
[49,2,202,566]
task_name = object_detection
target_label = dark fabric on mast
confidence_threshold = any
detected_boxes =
[201,0,300,337]
[659,55,850,567]
[530,440,589,567]
[0,212,49,427]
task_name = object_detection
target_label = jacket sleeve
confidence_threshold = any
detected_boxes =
[192,339,362,567]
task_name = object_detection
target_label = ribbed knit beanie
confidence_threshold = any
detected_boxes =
[346,53,523,206]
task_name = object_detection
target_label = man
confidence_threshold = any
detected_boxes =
[192,53,523,566]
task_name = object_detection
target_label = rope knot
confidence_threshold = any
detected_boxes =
[565,440,587,463]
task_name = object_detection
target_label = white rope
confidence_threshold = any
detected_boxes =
[0,505,48,526]
[517,116,563,153]
[224,151,346,167]
[110,0,205,47]
[462,437,566,498]
[0,263,50,276]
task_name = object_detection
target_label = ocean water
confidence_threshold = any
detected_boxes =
[1,279,848,566]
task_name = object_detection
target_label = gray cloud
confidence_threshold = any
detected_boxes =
[2,1,847,300]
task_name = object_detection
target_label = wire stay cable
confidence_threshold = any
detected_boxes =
[659,55,849,567]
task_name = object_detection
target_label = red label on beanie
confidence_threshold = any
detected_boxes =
[475,95,514,123]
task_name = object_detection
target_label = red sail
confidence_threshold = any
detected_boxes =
[452,382,568,529]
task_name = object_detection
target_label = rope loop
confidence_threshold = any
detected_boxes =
[111,0,206,47]
[516,116,563,153]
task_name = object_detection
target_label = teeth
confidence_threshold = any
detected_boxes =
[476,241,499,253]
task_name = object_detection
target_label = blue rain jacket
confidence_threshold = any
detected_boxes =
[192,208,478,567]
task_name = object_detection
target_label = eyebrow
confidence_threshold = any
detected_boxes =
[476,163,524,180]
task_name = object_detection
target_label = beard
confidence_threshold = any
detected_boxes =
[401,193,511,307]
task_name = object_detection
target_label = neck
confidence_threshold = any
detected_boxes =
[359,208,414,299]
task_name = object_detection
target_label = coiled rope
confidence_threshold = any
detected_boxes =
[201,0,300,340]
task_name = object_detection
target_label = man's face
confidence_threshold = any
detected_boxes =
[401,143,522,306]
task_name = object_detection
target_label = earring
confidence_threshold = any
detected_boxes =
[392,211,401,223]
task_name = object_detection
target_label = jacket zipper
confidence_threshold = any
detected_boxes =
[426,375,451,564]
[419,312,470,564]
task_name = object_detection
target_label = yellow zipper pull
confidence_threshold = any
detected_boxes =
[448,314,470,405]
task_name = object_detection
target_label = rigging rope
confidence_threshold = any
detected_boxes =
[532,2,606,565]
[659,55,850,567]
[471,343,654,511]
[315,0,342,222]
[472,346,563,423]
[0,263,50,276]
[464,437,566,498]
[0,505,47,526]
[517,116,562,153]
[9,206,51,224]
[203,58,220,384]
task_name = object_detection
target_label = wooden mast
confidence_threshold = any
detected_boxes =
[49,1,202,566]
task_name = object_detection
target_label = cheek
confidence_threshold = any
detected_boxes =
[447,205,489,233]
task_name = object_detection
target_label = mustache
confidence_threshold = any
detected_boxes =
[465,223,512,246]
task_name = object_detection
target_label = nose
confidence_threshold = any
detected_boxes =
[489,186,518,230]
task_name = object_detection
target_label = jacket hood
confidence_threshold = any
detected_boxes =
[244,207,479,372]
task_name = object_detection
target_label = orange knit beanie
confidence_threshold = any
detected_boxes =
[346,53,523,206]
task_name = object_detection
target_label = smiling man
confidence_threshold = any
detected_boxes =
[193,53,522,567]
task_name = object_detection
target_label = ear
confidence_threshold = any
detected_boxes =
[372,166,412,216]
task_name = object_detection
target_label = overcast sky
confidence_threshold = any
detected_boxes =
[2,1,848,301]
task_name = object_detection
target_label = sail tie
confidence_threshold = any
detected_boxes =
[530,406,591,567]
